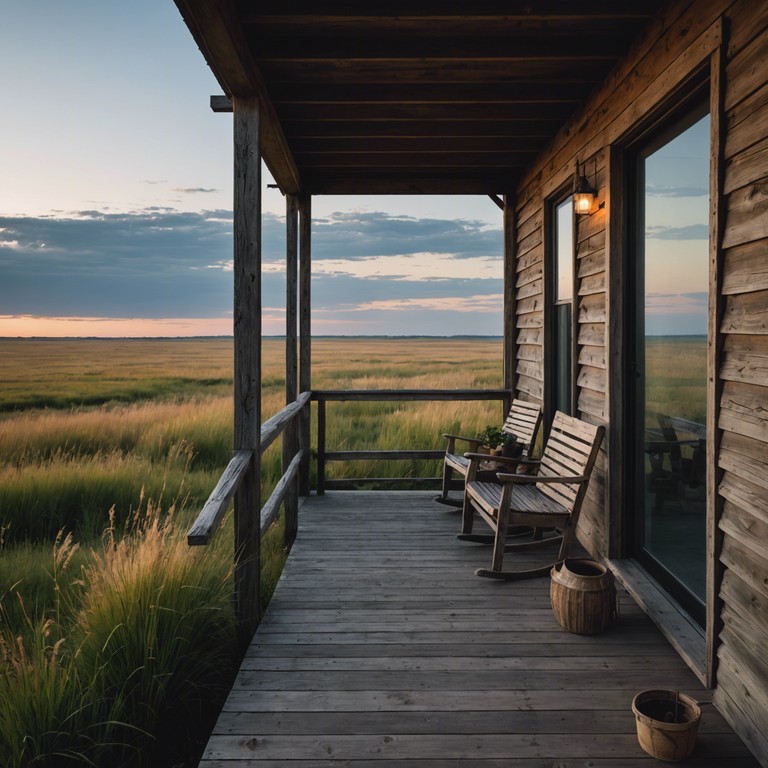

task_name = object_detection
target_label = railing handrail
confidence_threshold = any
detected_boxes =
[312,388,509,402]
[261,391,311,451]
[187,449,254,545]
[187,391,311,546]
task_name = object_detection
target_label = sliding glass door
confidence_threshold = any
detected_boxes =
[629,102,710,624]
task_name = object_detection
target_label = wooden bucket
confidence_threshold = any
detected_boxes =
[632,689,701,761]
[550,558,616,635]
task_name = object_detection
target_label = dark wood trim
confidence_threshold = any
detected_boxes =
[503,196,517,396]
[298,194,312,496]
[232,95,262,643]
[706,39,727,688]
[303,176,514,195]
[284,194,299,543]
[245,4,660,20]
[285,195,298,404]
[317,399,326,496]
[607,144,626,560]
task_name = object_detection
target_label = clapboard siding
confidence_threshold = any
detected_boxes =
[707,3,767,758]
[510,0,768,761]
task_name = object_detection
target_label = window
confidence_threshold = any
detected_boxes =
[547,194,574,419]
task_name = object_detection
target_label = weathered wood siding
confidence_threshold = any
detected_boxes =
[511,0,768,762]
[713,3,768,763]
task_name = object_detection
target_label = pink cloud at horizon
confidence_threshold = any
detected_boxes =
[0,315,236,338]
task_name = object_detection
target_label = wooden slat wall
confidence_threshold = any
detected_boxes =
[712,4,768,764]
[510,0,768,762]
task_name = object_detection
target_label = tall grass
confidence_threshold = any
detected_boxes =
[0,443,221,544]
[0,336,505,766]
[0,501,235,768]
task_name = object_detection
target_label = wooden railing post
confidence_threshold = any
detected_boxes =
[317,398,326,495]
[298,194,312,496]
[284,193,299,544]
[232,94,261,645]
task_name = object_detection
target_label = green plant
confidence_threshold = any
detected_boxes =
[73,500,236,766]
[478,425,517,450]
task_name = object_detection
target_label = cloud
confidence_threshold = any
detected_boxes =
[646,292,707,314]
[0,208,504,330]
[310,210,501,260]
[173,187,219,194]
[646,224,708,240]
[335,293,503,314]
[646,184,708,198]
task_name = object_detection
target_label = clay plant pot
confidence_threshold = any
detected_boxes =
[632,689,701,762]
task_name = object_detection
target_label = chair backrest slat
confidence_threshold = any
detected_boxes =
[502,399,543,453]
[536,412,604,510]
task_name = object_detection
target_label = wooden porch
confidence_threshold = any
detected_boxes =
[198,491,756,767]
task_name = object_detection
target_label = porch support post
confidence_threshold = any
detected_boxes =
[298,194,312,495]
[503,194,517,413]
[232,95,261,644]
[284,193,299,543]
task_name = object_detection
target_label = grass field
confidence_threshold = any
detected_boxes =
[645,335,707,426]
[0,334,706,766]
[0,336,504,767]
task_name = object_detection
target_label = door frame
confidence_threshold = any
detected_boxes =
[607,51,725,685]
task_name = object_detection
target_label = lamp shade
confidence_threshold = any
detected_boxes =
[573,174,595,215]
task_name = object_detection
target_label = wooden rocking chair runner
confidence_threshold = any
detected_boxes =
[459,411,605,580]
[437,398,542,507]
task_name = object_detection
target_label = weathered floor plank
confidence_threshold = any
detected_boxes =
[199,491,758,766]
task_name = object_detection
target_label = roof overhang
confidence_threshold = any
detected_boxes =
[174,0,666,196]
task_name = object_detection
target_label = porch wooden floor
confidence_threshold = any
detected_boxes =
[199,491,757,767]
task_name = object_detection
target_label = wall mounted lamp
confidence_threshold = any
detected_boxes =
[573,159,596,215]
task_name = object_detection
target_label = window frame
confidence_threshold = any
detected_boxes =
[544,185,577,425]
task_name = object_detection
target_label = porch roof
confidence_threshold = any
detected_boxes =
[174,0,666,195]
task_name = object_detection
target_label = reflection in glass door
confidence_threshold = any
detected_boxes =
[632,105,709,625]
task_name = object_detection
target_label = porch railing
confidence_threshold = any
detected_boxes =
[186,387,508,632]
[313,388,511,493]
[186,390,311,546]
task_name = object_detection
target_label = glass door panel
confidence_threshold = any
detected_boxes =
[635,109,709,624]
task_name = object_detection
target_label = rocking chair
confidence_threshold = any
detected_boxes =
[436,398,542,507]
[459,411,605,579]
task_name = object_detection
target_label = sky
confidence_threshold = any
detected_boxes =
[0,1,504,338]
[0,2,709,339]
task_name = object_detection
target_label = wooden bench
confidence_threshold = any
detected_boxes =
[459,411,605,579]
[436,398,542,507]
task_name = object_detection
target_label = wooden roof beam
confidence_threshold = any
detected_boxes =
[174,0,301,194]
[244,2,658,20]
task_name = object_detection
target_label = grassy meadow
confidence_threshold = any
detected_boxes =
[645,336,707,426]
[0,336,503,767]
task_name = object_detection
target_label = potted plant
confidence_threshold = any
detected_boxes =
[478,426,520,457]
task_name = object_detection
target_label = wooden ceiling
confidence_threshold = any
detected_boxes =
[175,1,667,196]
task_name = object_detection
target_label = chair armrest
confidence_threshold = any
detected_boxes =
[443,433,482,445]
[464,453,540,465]
[495,472,588,485]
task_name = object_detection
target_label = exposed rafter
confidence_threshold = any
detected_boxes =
[177,0,665,195]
